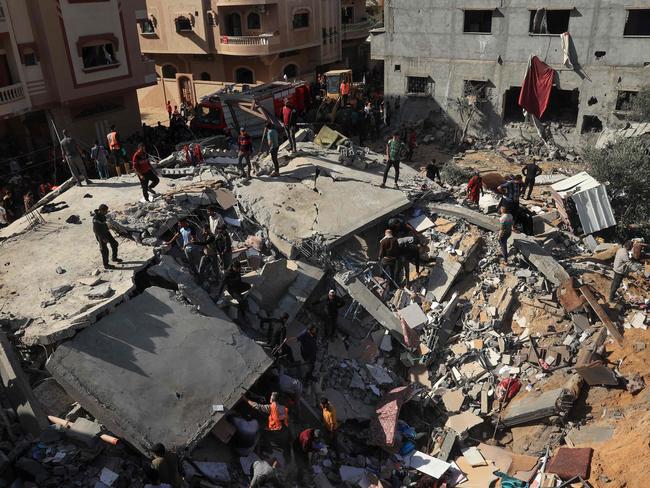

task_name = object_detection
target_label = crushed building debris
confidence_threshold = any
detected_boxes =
[0,122,648,488]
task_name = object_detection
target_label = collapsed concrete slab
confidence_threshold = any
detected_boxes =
[46,287,272,454]
[235,148,420,257]
[334,273,405,346]
[425,253,463,303]
[0,174,225,346]
[511,234,570,287]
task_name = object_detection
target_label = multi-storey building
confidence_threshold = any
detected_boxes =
[371,1,650,141]
[137,0,372,102]
[0,0,155,160]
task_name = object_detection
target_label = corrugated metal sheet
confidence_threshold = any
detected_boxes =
[571,184,616,235]
[551,172,616,235]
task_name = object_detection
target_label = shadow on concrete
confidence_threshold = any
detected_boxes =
[64,290,175,377]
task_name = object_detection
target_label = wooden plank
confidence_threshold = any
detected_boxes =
[579,286,624,345]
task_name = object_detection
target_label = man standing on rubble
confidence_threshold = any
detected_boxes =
[238,127,253,179]
[245,392,292,460]
[266,122,280,176]
[322,289,346,339]
[166,219,201,273]
[282,100,298,152]
[320,398,339,457]
[106,125,127,175]
[298,325,318,381]
[498,206,513,264]
[426,158,443,185]
[132,143,160,202]
[93,204,121,270]
[222,261,252,315]
[229,412,260,456]
[609,240,634,303]
[381,133,406,189]
[522,161,543,200]
[497,174,523,213]
[60,130,92,186]
[379,228,400,282]
[90,140,109,180]
[195,224,219,281]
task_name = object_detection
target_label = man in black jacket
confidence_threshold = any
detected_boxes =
[522,162,543,200]
[323,290,345,339]
[93,204,121,269]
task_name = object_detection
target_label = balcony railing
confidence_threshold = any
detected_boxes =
[219,34,274,46]
[0,83,25,105]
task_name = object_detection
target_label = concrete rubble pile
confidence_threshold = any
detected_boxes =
[0,127,648,488]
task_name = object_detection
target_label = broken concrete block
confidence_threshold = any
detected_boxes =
[398,302,428,329]
[85,283,115,300]
[442,389,465,413]
[445,411,483,436]
[425,254,462,302]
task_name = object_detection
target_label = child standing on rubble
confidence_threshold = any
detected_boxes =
[498,206,513,264]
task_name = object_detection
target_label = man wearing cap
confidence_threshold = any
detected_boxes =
[237,127,253,179]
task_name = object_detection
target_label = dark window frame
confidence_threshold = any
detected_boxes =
[623,8,650,36]
[138,18,156,35]
[463,10,493,34]
[80,42,119,71]
[529,8,572,35]
[175,16,193,32]
[292,11,310,29]
[247,12,261,30]
[406,76,433,96]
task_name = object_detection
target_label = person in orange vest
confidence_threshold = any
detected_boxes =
[340,78,351,106]
[245,392,291,459]
[106,125,127,175]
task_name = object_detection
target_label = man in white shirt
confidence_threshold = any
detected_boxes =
[609,241,633,302]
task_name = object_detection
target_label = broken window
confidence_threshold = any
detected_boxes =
[175,16,193,32]
[543,88,579,124]
[529,9,571,35]
[463,10,493,33]
[581,115,603,133]
[615,90,638,111]
[81,43,117,69]
[624,9,650,36]
[406,76,433,96]
[503,87,525,122]
[463,80,489,101]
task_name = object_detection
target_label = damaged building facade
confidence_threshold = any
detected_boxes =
[370,1,650,142]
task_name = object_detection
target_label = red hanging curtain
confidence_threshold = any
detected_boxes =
[518,56,556,119]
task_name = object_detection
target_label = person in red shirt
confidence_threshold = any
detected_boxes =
[237,127,253,179]
[281,100,297,152]
[293,428,321,482]
[132,143,160,202]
